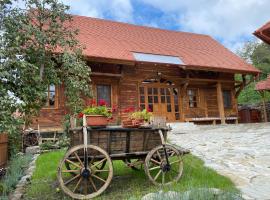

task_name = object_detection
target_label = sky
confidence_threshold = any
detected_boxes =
[61,0,270,53]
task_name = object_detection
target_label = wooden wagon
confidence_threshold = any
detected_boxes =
[57,117,184,199]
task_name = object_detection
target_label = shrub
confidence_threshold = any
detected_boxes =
[0,154,32,197]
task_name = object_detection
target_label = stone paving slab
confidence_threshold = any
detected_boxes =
[168,123,270,200]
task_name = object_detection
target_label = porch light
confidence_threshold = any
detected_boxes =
[133,52,184,65]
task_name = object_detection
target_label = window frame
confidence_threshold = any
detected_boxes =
[223,90,232,109]
[96,84,112,107]
[42,84,58,110]
[187,88,198,108]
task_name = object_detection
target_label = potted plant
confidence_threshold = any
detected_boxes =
[78,99,116,127]
[131,108,153,125]
[122,107,153,128]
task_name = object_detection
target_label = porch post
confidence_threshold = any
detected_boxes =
[261,91,268,122]
[216,82,226,124]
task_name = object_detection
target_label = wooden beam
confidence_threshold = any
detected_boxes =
[91,72,122,77]
[216,82,226,124]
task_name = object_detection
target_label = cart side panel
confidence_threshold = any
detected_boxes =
[70,128,167,155]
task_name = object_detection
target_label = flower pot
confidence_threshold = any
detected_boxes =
[85,115,108,127]
[132,119,144,125]
[122,119,140,128]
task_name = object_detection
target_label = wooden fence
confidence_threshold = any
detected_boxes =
[0,134,8,168]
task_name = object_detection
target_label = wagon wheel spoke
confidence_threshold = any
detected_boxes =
[91,174,106,183]
[64,174,80,185]
[73,177,82,192]
[89,177,98,192]
[65,159,81,169]
[154,169,162,181]
[149,166,161,171]
[150,158,161,165]
[156,150,162,161]
[73,152,84,167]
[62,169,80,173]
[169,160,181,165]
[83,179,88,195]
[91,158,107,169]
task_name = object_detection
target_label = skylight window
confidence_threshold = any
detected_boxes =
[133,52,184,65]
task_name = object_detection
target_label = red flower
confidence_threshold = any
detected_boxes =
[78,112,84,118]
[147,107,152,112]
[98,99,107,106]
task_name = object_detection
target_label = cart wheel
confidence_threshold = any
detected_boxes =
[57,145,113,199]
[144,144,183,186]
[123,159,143,171]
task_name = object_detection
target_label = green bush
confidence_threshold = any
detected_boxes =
[0,154,32,198]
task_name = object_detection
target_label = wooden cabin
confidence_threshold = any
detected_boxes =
[32,15,260,130]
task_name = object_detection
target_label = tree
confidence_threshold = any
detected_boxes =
[237,40,270,104]
[0,0,91,129]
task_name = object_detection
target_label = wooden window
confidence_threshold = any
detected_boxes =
[45,85,57,108]
[187,89,198,108]
[97,84,111,107]
[223,90,232,109]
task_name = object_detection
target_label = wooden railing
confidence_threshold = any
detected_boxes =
[0,133,8,168]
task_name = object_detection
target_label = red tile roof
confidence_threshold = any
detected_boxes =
[256,76,270,91]
[254,21,270,45]
[71,15,260,74]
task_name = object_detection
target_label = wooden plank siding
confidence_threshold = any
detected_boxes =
[31,61,238,129]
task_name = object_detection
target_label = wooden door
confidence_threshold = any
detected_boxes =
[139,85,181,122]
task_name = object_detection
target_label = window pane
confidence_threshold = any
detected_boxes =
[160,88,165,95]
[175,106,179,112]
[223,90,231,108]
[49,91,55,106]
[166,96,171,103]
[153,88,158,95]
[97,85,111,106]
[167,104,172,112]
[148,104,153,112]
[140,96,145,103]
[148,88,152,95]
[49,85,55,92]
[175,113,180,120]
[154,96,158,103]
[148,96,153,103]
[140,104,145,110]
[161,96,165,103]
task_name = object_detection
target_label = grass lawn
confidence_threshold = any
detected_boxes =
[24,149,239,200]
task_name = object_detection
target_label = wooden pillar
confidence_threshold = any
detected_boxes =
[261,91,268,122]
[216,82,226,124]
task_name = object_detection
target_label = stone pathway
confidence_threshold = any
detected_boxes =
[168,123,270,200]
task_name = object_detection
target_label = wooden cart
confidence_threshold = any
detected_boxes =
[57,116,184,199]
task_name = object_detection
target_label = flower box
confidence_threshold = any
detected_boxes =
[85,115,108,127]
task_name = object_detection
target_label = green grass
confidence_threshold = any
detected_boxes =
[24,150,239,200]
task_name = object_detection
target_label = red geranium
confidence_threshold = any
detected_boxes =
[98,99,107,106]
[78,112,84,118]
[147,107,152,112]
[112,105,117,112]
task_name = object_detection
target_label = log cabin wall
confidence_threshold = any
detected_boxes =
[32,61,238,129]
